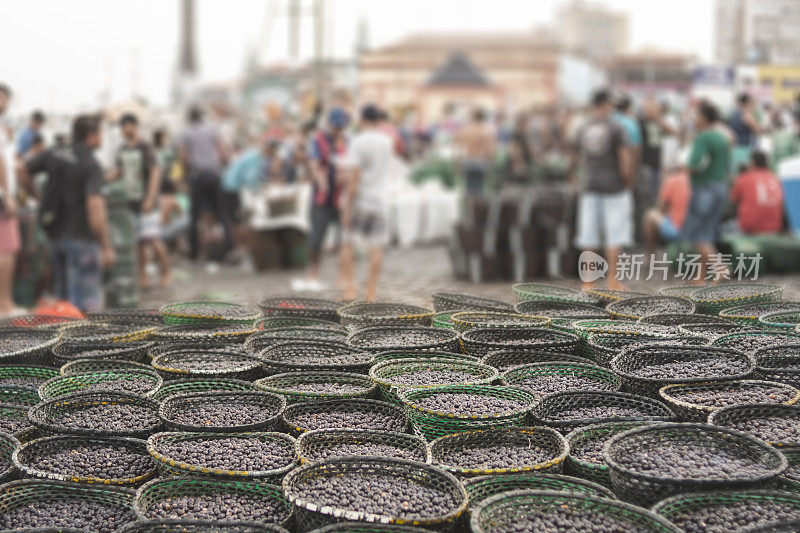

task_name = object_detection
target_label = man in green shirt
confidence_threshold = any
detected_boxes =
[683,101,730,282]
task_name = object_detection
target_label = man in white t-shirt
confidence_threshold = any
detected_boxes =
[340,104,393,301]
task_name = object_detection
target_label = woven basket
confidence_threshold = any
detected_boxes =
[754,345,800,387]
[0,327,60,365]
[282,457,468,531]
[255,371,377,403]
[347,326,460,354]
[148,341,242,360]
[690,283,784,314]
[337,302,434,330]
[513,299,610,319]
[512,283,601,305]
[118,519,290,533]
[481,350,592,372]
[244,327,348,354]
[651,490,800,533]
[146,431,297,480]
[308,525,429,533]
[460,327,579,358]
[431,292,513,313]
[430,427,568,477]
[712,330,800,353]
[151,348,262,381]
[606,296,696,320]
[0,479,137,531]
[0,403,34,437]
[720,301,800,324]
[658,285,701,298]
[779,447,800,493]
[150,378,258,403]
[610,344,755,397]
[59,322,156,343]
[584,288,650,307]
[530,390,676,431]
[281,398,408,436]
[638,312,733,326]
[0,431,18,485]
[449,312,550,334]
[564,421,656,487]
[0,314,83,330]
[432,311,458,330]
[159,391,285,433]
[572,319,678,341]
[134,477,291,527]
[29,391,162,438]
[256,316,343,331]
[739,519,800,533]
[154,323,258,344]
[584,333,680,366]
[13,435,156,486]
[0,385,40,406]
[369,358,498,403]
[500,361,621,398]
[659,380,800,422]
[60,358,153,376]
[87,308,164,325]
[52,340,154,367]
[160,301,261,326]
[39,368,164,400]
[604,423,788,506]
[708,403,800,447]
[259,296,340,321]
[678,322,751,342]
[400,385,536,441]
[258,340,375,375]
[761,310,800,331]
[461,473,614,514]
[296,428,430,464]
[373,350,480,365]
[470,489,680,533]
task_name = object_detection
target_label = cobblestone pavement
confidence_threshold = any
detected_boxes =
[139,244,800,308]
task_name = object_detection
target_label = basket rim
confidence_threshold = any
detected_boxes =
[469,489,681,533]
[450,311,551,330]
[501,360,620,388]
[151,348,263,376]
[564,421,657,471]
[59,322,157,342]
[0,431,20,482]
[690,283,784,303]
[460,326,578,345]
[254,371,377,400]
[602,422,788,485]
[133,476,289,524]
[38,368,164,401]
[369,358,499,390]
[606,296,697,320]
[0,327,61,360]
[150,377,259,403]
[28,391,162,437]
[60,358,154,376]
[429,426,568,476]
[658,379,800,413]
[511,283,601,304]
[638,312,733,325]
[760,309,800,327]
[346,325,458,349]
[513,299,610,317]
[650,488,800,520]
[707,403,800,445]
[337,301,434,320]
[755,344,800,373]
[255,316,343,330]
[54,340,156,362]
[460,472,615,502]
[281,398,408,434]
[12,434,155,485]
[115,518,290,533]
[281,456,468,527]
[146,431,297,478]
[584,288,651,302]
[295,428,432,464]
[0,476,138,502]
[609,344,756,386]
[400,384,536,420]
[571,319,678,338]
[530,390,676,426]
[720,301,800,320]
[712,330,800,348]
[259,295,340,310]
[432,291,513,309]
[160,301,262,321]
[159,390,286,432]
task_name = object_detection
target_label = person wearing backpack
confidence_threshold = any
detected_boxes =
[293,107,349,292]
[20,114,115,312]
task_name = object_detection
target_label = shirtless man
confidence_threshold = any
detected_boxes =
[456,108,496,195]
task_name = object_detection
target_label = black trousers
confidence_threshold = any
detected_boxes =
[189,170,233,260]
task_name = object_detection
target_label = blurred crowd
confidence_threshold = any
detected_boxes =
[1,77,799,315]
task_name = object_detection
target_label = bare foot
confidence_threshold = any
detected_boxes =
[607,279,629,291]
[365,292,377,302]
[159,272,172,288]
[139,277,151,291]
[342,289,357,301]
[581,281,597,292]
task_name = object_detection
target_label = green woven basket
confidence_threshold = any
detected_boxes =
[584,288,649,307]
[60,358,154,376]
[690,283,784,314]
[400,384,536,441]
[0,385,44,406]
[369,358,498,403]
[38,368,163,400]
[512,283,600,305]
[0,365,58,389]
[150,378,258,403]
[255,371,377,403]
[431,310,458,330]
[606,296,695,321]
[0,431,19,485]
[295,428,431,465]
[160,301,261,326]
[658,285,701,298]
[720,301,800,324]
[708,403,800,447]
[500,361,622,399]
[450,311,550,333]
[256,316,342,330]
[760,310,800,331]
[565,421,656,487]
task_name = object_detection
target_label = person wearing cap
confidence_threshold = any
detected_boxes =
[339,104,394,301]
[295,107,349,292]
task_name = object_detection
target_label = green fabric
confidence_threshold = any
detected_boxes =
[689,129,730,186]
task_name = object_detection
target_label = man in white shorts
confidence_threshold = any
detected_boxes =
[569,89,634,289]
[340,104,393,301]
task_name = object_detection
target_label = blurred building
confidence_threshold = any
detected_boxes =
[555,0,629,62]
[605,50,695,93]
[715,0,800,64]
[359,31,559,121]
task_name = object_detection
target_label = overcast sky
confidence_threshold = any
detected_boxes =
[2,0,714,114]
